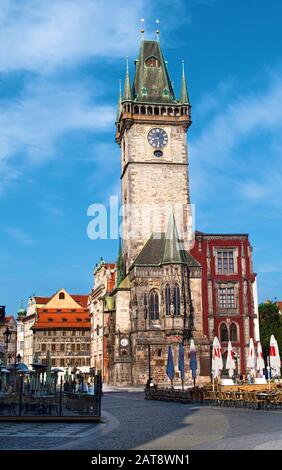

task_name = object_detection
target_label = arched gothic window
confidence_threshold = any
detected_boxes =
[145,56,160,68]
[173,284,180,316]
[220,323,228,342]
[165,284,170,316]
[149,290,159,320]
[230,323,238,342]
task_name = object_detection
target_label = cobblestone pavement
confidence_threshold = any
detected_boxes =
[1,391,282,450]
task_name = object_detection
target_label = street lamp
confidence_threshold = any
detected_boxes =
[3,326,12,365]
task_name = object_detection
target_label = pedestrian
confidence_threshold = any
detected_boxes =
[146,377,155,388]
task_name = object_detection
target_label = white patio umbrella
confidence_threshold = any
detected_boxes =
[211,336,223,380]
[256,342,265,377]
[270,335,281,377]
[226,341,236,378]
[247,338,256,375]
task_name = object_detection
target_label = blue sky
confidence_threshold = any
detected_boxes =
[1,0,282,315]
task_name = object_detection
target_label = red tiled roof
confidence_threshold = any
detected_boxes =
[33,308,90,329]
[34,296,50,304]
[277,301,282,312]
[71,295,89,308]
[34,294,89,308]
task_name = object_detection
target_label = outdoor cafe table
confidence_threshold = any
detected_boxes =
[255,392,278,409]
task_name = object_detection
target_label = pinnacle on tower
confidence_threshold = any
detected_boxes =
[116,79,122,122]
[133,39,176,103]
[123,57,132,101]
[180,60,190,105]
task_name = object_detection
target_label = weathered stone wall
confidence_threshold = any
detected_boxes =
[121,123,192,269]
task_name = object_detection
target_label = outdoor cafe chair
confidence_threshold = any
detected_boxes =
[0,397,17,415]
[202,390,213,406]
[217,391,230,407]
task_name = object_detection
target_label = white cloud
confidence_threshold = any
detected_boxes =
[191,75,282,167]
[4,226,37,245]
[190,71,282,211]
[0,78,115,168]
[0,0,144,73]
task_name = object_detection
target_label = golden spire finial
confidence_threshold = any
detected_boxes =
[156,19,160,41]
[140,18,145,36]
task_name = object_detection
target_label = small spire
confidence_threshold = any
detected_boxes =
[140,18,145,36]
[180,60,190,104]
[123,56,132,101]
[116,79,122,122]
[156,19,160,41]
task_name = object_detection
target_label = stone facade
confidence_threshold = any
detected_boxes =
[96,38,260,387]
[19,296,48,368]
[89,261,116,379]
[120,122,192,271]
[0,315,17,365]
[20,289,90,379]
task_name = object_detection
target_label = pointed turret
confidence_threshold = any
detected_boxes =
[116,239,125,286]
[123,57,132,101]
[133,39,176,104]
[180,60,190,105]
[162,212,188,265]
[116,79,122,122]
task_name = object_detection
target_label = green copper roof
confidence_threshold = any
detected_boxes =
[132,214,200,268]
[116,79,122,122]
[104,295,115,311]
[180,61,190,105]
[133,40,176,104]
[118,274,131,289]
[123,57,133,101]
[116,239,125,287]
[162,212,189,264]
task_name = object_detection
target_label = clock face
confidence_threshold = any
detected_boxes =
[120,338,128,347]
[147,128,168,148]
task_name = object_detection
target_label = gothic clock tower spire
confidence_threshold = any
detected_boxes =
[116,36,192,273]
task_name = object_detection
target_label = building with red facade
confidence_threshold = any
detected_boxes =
[191,232,259,375]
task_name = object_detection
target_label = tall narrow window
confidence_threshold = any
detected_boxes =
[217,251,235,274]
[219,287,235,309]
[230,323,238,342]
[220,323,228,342]
[173,284,180,316]
[227,287,235,308]
[165,284,170,316]
[149,290,159,320]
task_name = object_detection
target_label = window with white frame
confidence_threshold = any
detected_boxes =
[217,250,235,274]
[219,287,236,309]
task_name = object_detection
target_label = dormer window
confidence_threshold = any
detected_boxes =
[141,87,147,96]
[145,56,160,68]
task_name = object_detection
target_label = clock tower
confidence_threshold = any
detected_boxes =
[116,39,192,272]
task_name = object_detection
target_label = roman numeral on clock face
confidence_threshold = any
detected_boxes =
[148,128,168,149]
